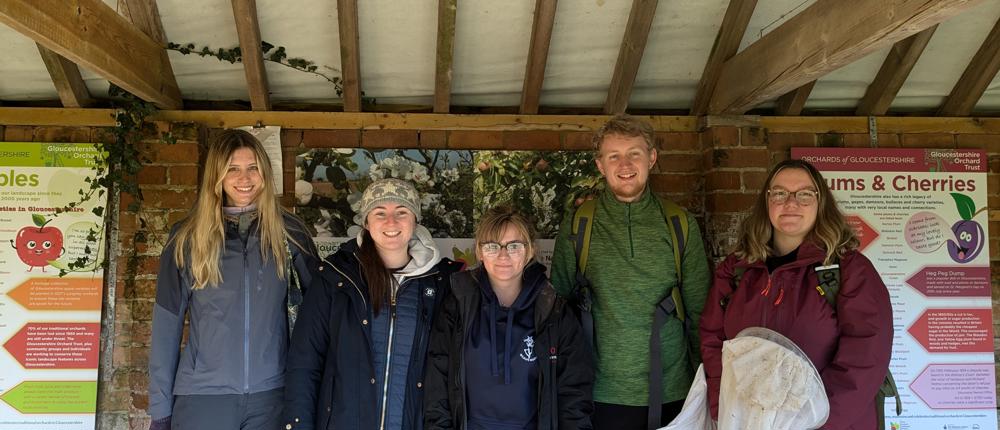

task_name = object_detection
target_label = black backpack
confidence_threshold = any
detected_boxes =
[725,261,901,430]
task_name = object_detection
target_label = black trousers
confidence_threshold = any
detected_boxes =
[592,400,685,430]
[171,388,283,430]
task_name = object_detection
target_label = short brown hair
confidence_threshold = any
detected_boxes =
[591,114,655,152]
[475,204,536,261]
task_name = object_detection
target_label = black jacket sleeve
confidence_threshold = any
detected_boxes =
[555,300,595,430]
[283,267,333,429]
[424,293,460,429]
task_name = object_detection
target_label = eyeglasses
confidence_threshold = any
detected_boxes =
[480,241,527,258]
[767,189,818,206]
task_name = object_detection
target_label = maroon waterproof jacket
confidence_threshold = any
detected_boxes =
[699,242,893,429]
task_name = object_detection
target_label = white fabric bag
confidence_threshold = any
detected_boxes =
[717,327,829,430]
[661,364,716,430]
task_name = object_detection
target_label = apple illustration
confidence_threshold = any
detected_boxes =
[945,193,986,264]
[9,214,64,272]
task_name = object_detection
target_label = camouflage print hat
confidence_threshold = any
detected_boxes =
[354,178,422,225]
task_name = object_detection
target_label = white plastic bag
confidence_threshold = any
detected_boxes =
[661,364,717,430]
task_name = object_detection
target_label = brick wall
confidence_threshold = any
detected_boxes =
[0,120,997,429]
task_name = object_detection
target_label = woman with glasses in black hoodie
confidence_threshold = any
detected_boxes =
[424,205,594,430]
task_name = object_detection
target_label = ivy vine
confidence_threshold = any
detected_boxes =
[167,41,371,102]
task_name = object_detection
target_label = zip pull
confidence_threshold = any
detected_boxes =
[760,276,772,296]
[774,288,785,306]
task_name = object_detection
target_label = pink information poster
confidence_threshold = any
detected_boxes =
[793,148,996,430]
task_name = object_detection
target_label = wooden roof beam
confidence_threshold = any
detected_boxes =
[337,0,361,112]
[856,25,937,116]
[708,0,985,115]
[690,0,758,116]
[232,0,271,111]
[37,44,94,108]
[938,16,1000,117]
[520,0,558,115]
[433,0,457,113]
[0,0,181,109]
[774,81,815,116]
[604,0,658,115]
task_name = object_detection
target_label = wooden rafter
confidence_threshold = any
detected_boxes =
[856,25,937,116]
[433,0,457,113]
[520,0,558,115]
[0,0,181,109]
[37,44,94,108]
[690,0,758,116]
[337,0,361,112]
[118,0,167,44]
[232,0,271,111]
[604,0,658,115]
[708,0,985,115]
[774,81,815,116]
[938,16,1000,117]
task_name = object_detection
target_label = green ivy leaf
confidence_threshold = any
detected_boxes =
[950,193,976,220]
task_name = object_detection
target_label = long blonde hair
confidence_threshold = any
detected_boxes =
[733,159,858,265]
[171,129,290,289]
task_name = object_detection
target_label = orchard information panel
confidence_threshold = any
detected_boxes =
[793,148,996,430]
[0,143,106,430]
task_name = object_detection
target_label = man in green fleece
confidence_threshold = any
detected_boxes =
[551,114,710,429]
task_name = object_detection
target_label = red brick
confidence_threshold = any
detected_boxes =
[167,210,189,226]
[656,153,702,173]
[705,171,740,191]
[650,173,701,194]
[120,193,138,212]
[564,132,594,151]
[766,132,816,151]
[770,151,790,167]
[151,142,200,163]
[817,133,845,148]
[32,126,92,143]
[742,171,770,192]
[119,213,139,234]
[503,130,561,150]
[301,130,360,148]
[92,127,115,144]
[740,127,765,147]
[419,130,447,148]
[706,192,757,213]
[703,127,740,148]
[657,132,700,151]
[137,166,166,185]
[141,189,196,209]
[281,129,303,147]
[362,129,418,148]
[710,148,769,168]
[900,134,955,149]
[169,166,200,186]
[448,131,503,149]
[170,122,201,141]
[4,126,34,142]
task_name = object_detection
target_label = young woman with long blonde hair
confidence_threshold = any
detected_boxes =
[148,129,318,430]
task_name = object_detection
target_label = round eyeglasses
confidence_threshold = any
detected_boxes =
[767,189,818,206]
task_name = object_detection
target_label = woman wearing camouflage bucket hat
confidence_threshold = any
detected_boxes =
[284,178,464,430]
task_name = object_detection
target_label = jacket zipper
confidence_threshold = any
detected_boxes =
[378,270,439,430]
[626,203,634,258]
[243,245,251,392]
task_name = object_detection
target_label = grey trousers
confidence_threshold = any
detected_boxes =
[171,388,283,430]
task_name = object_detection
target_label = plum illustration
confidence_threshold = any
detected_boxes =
[946,220,984,263]
[946,193,986,264]
[9,214,65,272]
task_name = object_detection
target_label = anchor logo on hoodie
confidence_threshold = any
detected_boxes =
[519,335,536,362]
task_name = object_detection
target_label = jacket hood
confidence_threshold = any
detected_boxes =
[346,224,442,282]
[473,261,548,385]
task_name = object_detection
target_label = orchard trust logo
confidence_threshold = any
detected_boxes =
[9,214,65,272]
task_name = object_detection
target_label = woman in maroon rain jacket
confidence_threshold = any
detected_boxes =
[699,159,893,429]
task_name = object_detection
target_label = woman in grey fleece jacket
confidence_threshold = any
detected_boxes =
[147,130,318,430]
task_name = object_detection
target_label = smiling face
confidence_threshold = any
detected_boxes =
[478,223,530,287]
[221,147,264,207]
[595,134,657,202]
[767,167,819,248]
[366,202,416,254]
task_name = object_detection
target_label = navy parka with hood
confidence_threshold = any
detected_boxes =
[424,262,594,430]
[284,226,462,430]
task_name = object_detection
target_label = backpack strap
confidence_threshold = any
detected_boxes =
[657,197,689,323]
[569,199,597,353]
[286,241,303,335]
